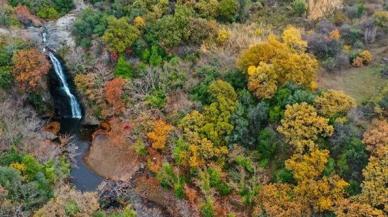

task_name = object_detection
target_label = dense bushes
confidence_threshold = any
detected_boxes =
[72,8,107,48]
[0,150,69,213]
[8,0,74,19]
[103,16,140,53]
[0,4,20,27]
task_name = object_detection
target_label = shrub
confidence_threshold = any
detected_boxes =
[314,90,356,117]
[104,78,126,113]
[352,50,373,67]
[207,167,231,196]
[146,89,166,109]
[291,0,307,16]
[257,128,281,161]
[178,80,236,168]
[33,185,99,217]
[133,16,145,28]
[146,5,192,50]
[51,0,74,15]
[190,66,220,104]
[247,63,278,99]
[194,0,219,19]
[201,198,215,217]
[114,55,133,79]
[340,24,363,45]
[157,163,185,198]
[0,4,20,27]
[374,11,388,30]
[188,18,218,45]
[306,32,342,59]
[0,66,13,89]
[36,6,59,19]
[0,150,69,210]
[218,0,240,22]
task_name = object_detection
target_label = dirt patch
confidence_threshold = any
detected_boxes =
[85,132,140,181]
[134,175,199,217]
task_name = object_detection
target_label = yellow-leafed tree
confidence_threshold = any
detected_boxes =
[277,103,334,153]
[147,119,173,150]
[238,26,318,99]
[314,90,356,117]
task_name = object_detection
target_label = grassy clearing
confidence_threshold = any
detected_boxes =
[318,65,387,104]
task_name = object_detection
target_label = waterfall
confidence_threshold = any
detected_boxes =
[42,27,82,119]
[48,52,82,119]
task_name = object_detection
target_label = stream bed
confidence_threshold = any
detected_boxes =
[47,51,103,191]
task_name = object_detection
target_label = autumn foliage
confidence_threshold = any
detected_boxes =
[314,90,356,117]
[104,78,126,113]
[178,80,236,168]
[285,149,329,181]
[277,103,334,153]
[239,26,318,99]
[362,119,388,154]
[358,146,388,212]
[12,48,50,91]
[254,183,308,217]
[147,119,173,150]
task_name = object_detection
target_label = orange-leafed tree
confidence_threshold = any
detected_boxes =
[147,119,173,150]
[254,183,308,217]
[12,48,50,91]
[335,199,385,217]
[104,78,126,113]
[362,119,388,154]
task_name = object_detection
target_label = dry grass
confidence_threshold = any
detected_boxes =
[197,23,269,72]
[308,0,343,20]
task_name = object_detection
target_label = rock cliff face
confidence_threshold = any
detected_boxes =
[308,0,343,20]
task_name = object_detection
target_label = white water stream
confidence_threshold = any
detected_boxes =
[43,29,82,119]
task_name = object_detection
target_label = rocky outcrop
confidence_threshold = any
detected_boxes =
[44,14,77,50]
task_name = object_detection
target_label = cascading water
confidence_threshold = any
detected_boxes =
[42,27,102,191]
[48,52,82,119]
[42,27,82,119]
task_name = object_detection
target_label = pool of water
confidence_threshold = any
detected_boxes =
[60,118,103,191]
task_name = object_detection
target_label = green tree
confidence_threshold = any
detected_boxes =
[218,0,240,22]
[72,8,107,48]
[102,16,140,53]
[114,55,133,79]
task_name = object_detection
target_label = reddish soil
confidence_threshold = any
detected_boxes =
[85,132,140,181]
